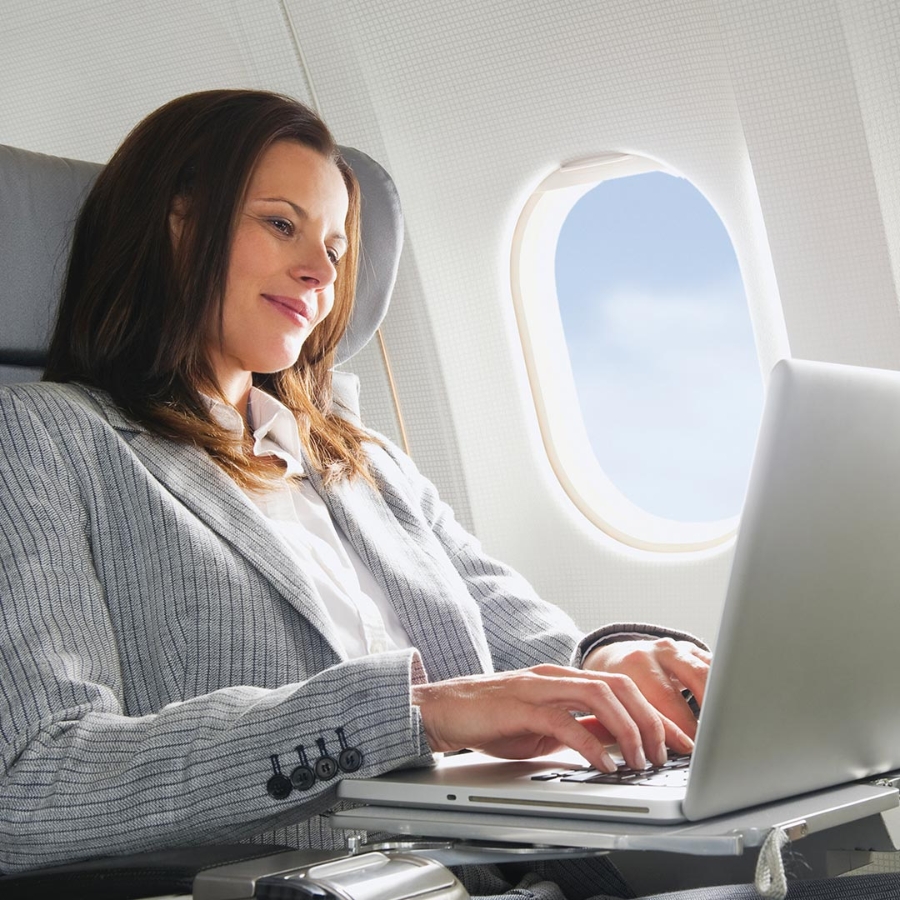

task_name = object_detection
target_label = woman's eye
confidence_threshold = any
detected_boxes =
[327,249,341,264]
[269,217,294,236]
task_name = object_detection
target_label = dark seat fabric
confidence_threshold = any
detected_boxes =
[0,844,291,899]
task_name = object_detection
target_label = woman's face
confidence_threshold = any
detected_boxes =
[209,140,350,407]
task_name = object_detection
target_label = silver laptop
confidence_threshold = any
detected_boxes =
[340,358,900,824]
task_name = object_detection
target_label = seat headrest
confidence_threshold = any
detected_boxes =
[0,142,402,381]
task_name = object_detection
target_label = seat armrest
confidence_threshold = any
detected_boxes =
[200,850,469,900]
[1,845,470,900]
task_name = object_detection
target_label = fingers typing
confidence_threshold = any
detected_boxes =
[411,665,683,773]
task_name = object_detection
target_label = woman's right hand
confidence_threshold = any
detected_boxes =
[411,664,694,773]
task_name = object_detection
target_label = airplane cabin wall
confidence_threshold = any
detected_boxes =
[1,0,898,644]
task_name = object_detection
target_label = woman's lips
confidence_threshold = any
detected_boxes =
[262,294,313,326]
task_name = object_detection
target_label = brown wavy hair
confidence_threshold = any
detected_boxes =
[44,89,375,487]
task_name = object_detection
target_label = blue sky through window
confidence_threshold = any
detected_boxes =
[555,172,763,522]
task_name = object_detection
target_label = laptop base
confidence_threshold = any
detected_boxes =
[328,780,899,857]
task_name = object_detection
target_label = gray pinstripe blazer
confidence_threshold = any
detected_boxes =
[0,382,689,874]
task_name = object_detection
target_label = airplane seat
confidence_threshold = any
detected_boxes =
[0,144,100,385]
[0,140,403,393]
[0,142,449,898]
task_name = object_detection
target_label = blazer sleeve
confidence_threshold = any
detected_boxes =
[0,393,433,874]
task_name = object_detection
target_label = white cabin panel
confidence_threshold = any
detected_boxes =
[837,0,900,323]
[0,0,314,162]
[716,0,900,369]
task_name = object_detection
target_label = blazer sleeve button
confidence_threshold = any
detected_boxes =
[267,773,293,800]
[267,753,293,799]
[339,748,364,773]
[315,737,339,780]
[334,727,363,773]
[291,765,316,791]
[315,755,339,780]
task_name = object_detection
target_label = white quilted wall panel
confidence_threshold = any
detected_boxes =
[716,0,900,369]
[0,0,314,162]
[837,0,900,325]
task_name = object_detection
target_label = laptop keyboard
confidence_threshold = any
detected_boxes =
[530,753,692,788]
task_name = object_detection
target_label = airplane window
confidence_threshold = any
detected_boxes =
[556,171,762,522]
[512,156,762,551]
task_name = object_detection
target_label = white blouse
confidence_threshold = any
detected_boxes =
[206,388,414,659]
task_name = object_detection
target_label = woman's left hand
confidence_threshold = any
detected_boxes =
[582,638,711,741]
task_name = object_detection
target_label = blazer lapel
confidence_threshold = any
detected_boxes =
[305,461,493,682]
[73,386,346,662]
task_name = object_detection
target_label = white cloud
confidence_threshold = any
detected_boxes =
[562,282,764,521]
[570,281,754,356]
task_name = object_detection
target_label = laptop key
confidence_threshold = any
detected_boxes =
[661,754,692,769]
[560,769,647,784]
[557,769,612,783]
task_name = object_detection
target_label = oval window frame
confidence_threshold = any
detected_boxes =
[511,153,756,552]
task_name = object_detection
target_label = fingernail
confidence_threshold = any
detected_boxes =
[653,742,668,767]
[600,752,617,773]
[634,747,647,770]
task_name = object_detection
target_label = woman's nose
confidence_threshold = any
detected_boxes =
[289,247,337,289]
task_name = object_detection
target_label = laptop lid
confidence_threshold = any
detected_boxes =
[683,358,900,818]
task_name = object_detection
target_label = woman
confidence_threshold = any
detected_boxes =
[0,90,709,887]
